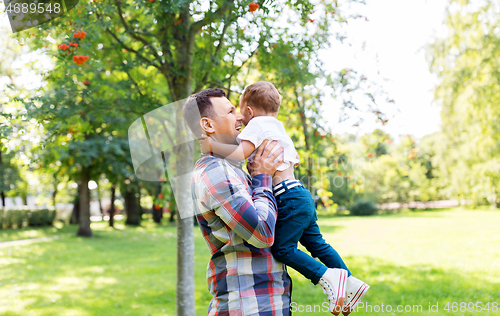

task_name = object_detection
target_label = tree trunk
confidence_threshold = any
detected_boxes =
[124,185,140,225]
[22,193,27,206]
[0,148,4,207]
[77,167,92,237]
[52,185,58,207]
[169,207,176,223]
[97,186,104,218]
[152,205,163,223]
[173,89,195,316]
[70,185,80,224]
[109,184,116,227]
[153,183,163,223]
[175,175,195,316]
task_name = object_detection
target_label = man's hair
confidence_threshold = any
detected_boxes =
[240,81,281,113]
[182,88,226,136]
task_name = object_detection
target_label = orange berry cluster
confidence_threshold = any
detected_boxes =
[73,30,87,39]
[57,44,69,51]
[248,2,259,12]
[57,30,89,65]
[73,55,89,65]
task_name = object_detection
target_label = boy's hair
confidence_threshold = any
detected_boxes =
[241,81,281,113]
[182,88,226,136]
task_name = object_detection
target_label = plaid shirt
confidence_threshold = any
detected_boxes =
[191,154,291,316]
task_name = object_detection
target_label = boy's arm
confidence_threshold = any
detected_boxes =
[200,140,284,248]
[201,134,255,161]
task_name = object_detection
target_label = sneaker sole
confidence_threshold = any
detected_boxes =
[331,269,348,315]
[342,283,370,316]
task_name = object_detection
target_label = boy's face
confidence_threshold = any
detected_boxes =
[239,99,252,127]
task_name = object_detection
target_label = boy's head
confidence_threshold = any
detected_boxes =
[240,81,281,126]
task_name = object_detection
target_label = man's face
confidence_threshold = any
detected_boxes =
[208,97,243,145]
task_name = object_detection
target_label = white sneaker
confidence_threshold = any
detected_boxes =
[342,276,370,316]
[317,268,348,315]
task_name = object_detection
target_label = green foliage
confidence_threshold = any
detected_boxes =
[27,209,57,227]
[349,199,378,216]
[328,131,448,207]
[0,208,56,229]
[428,0,500,207]
[0,146,22,198]
[0,209,27,229]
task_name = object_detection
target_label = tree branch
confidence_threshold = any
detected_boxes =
[105,28,162,71]
[195,18,232,92]
[225,48,258,82]
[189,0,234,34]
[115,2,162,63]
[207,81,242,96]
[125,71,144,97]
[96,10,161,70]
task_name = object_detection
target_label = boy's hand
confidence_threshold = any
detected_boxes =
[200,134,212,154]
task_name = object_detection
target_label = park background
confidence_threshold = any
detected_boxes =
[1,0,499,315]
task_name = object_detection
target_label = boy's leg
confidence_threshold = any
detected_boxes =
[299,211,351,277]
[272,188,328,285]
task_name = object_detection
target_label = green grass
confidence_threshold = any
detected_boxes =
[1,208,499,315]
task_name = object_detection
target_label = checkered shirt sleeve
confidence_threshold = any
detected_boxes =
[191,155,291,316]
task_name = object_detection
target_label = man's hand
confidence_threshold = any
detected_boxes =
[200,134,212,154]
[249,140,284,177]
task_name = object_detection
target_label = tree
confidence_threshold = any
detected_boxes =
[429,0,500,207]
[17,0,383,313]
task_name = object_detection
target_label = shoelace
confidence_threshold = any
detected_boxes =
[318,277,336,300]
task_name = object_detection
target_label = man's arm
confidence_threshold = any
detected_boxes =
[201,140,284,248]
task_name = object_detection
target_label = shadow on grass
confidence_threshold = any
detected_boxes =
[0,222,75,243]
[0,221,213,316]
[288,256,500,315]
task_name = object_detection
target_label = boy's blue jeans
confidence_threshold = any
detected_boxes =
[271,180,351,285]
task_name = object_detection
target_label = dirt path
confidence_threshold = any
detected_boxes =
[0,236,61,248]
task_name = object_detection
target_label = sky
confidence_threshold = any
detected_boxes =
[1,0,449,139]
[320,0,449,139]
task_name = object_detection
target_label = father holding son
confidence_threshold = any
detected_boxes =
[183,83,368,316]
[183,88,292,315]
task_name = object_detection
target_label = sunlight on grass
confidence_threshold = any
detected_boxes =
[291,209,500,315]
[0,210,499,315]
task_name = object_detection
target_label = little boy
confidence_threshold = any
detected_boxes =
[200,81,369,315]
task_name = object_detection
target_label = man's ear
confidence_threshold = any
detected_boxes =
[200,117,215,134]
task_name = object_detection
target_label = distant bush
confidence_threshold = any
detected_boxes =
[349,200,378,216]
[0,208,56,229]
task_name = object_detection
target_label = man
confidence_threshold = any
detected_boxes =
[183,88,292,315]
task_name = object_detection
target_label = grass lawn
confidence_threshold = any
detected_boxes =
[0,208,499,315]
